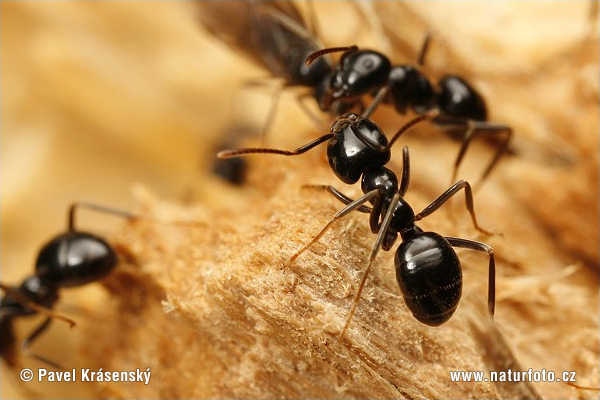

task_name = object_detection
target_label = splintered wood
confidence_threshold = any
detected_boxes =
[2,2,598,399]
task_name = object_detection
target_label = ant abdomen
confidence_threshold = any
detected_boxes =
[35,232,118,288]
[436,75,487,123]
[395,232,462,326]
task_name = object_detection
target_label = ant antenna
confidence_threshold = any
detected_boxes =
[384,109,439,150]
[217,133,333,159]
[0,283,76,328]
[339,192,401,340]
[305,45,358,66]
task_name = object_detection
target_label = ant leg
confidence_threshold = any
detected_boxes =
[69,202,206,233]
[361,86,389,119]
[414,180,493,235]
[384,109,440,150]
[350,2,392,54]
[339,192,401,339]
[0,283,76,328]
[399,146,411,197]
[259,84,284,144]
[416,31,432,66]
[1,317,19,366]
[450,121,512,185]
[21,317,62,368]
[217,133,333,158]
[238,77,287,144]
[69,202,139,232]
[304,0,321,41]
[302,184,371,213]
[296,92,325,127]
[352,111,438,153]
[445,237,495,316]
[258,5,322,46]
[287,189,379,268]
[303,184,378,232]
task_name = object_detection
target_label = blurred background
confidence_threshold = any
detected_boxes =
[1,1,598,398]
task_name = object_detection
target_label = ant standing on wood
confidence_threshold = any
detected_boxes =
[0,203,142,367]
[306,34,513,184]
[197,3,510,185]
[219,113,497,338]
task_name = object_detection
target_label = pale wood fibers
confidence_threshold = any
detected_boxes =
[1,2,598,399]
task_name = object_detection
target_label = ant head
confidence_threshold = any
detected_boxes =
[35,231,118,289]
[388,65,436,114]
[327,114,391,184]
[328,49,391,101]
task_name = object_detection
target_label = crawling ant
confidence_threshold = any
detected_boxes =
[306,34,513,183]
[0,203,140,367]
[219,113,496,338]
[197,3,509,183]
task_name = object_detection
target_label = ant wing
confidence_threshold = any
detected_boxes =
[194,1,327,85]
[194,1,304,71]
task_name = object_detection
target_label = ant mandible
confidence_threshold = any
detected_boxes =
[0,202,140,367]
[218,113,496,338]
[306,34,513,184]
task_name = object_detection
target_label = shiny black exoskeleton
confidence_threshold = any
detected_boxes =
[308,37,512,183]
[318,49,392,113]
[0,203,120,367]
[286,147,495,331]
[311,40,490,124]
[218,113,496,336]
[327,114,391,184]
[396,231,462,325]
[218,112,433,186]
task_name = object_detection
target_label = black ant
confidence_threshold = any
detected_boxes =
[0,202,142,367]
[197,3,509,184]
[218,113,496,338]
[306,34,513,183]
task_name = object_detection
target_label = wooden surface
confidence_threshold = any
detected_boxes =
[1,1,598,399]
